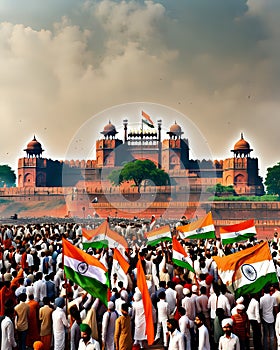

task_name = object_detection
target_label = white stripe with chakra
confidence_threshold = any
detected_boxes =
[233,259,276,290]
[173,250,185,261]
[64,256,107,284]
[221,227,256,239]
[84,234,106,243]
[180,224,214,238]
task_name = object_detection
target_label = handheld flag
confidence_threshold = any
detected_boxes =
[63,238,109,306]
[142,111,155,128]
[219,219,256,245]
[111,248,130,289]
[172,236,194,272]
[145,225,172,246]
[136,255,154,345]
[83,220,128,253]
[177,212,216,240]
[213,241,278,298]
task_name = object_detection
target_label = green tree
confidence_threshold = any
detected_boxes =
[0,165,16,187]
[108,159,170,192]
[265,162,280,196]
[206,183,235,196]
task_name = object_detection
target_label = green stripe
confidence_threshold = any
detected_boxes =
[83,240,108,250]
[147,237,171,247]
[142,119,154,128]
[221,233,256,245]
[187,231,216,240]
[172,258,195,273]
[64,265,109,306]
[235,272,278,298]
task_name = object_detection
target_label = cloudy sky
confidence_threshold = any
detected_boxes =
[0,0,279,179]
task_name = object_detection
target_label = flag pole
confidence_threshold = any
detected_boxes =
[141,115,144,145]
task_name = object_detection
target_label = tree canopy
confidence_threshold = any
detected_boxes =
[0,165,16,187]
[108,159,170,192]
[265,162,280,197]
[206,183,235,196]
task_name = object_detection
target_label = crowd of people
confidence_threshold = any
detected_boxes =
[0,219,280,350]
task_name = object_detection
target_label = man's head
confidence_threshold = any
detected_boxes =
[108,301,115,311]
[194,312,205,328]
[158,291,166,300]
[121,302,129,315]
[167,318,178,333]
[80,323,91,343]
[222,318,233,336]
[236,304,245,314]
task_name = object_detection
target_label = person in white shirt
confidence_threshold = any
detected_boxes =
[194,312,210,350]
[165,281,178,316]
[247,293,262,350]
[78,323,100,350]
[182,288,196,322]
[167,318,185,350]
[154,291,170,348]
[101,301,118,350]
[33,271,47,304]
[196,286,210,330]
[0,304,17,350]
[260,284,278,350]
[52,297,69,350]
[178,306,194,350]
[275,310,280,349]
[218,318,240,350]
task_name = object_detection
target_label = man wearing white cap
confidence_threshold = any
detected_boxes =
[231,296,244,316]
[231,304,250,350]
[218,318,240,350]
[102,301,118,350]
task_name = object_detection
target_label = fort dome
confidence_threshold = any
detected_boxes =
[24,135,44,157]
[232,133,252,157]
[101,121,118,137]
[168,121,183,138]
[234,133,250,151]
[170,122,182,134]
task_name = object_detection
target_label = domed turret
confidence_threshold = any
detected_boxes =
[167,121,183,139]
[232,133,252,157]
[101,121,118,138]
[24,135,44,158]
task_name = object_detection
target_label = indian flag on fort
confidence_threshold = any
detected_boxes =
[213,241,278,298]
[220,219,257,245]
[172,236,195,272]
[142,110,155,128]
[82,220,128,253]
[145,225,172,246]
[177,212,216,240]
[62,238,109,306]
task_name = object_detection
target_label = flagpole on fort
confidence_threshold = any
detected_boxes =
[141,118,144,144]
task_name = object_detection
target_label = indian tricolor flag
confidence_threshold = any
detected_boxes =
[145,225,172,246]
[62,238,109,306]
[177,212,216,240]
[111,248,130,289]
[213,241,278,298]
[142,110,155,128]
[172,236,194,272]
[220,219,257,245]
[83,220,128,253]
